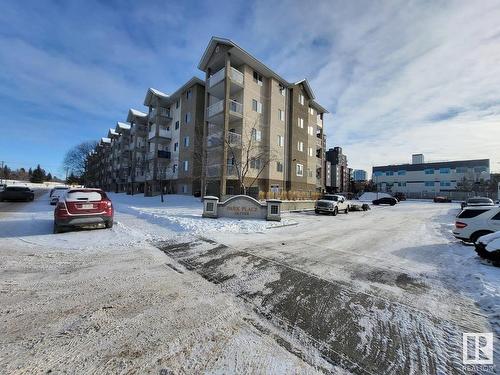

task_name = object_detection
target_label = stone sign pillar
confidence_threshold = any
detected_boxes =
[266,199,282,221]
[202,196,219,218]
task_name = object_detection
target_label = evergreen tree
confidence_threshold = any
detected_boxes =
[47,172,52,181]
[28,168,33,176]
[30,164,46,183]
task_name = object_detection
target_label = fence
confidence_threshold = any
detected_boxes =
[401,191,498,201]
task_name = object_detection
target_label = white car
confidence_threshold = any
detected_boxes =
[453,206,500,243]
[49,186,69,205]
[315,194,350,216]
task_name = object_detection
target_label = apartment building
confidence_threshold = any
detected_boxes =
[142,77,205,196]
[87,37,329,198]
[373,155,490,194]
[325,147,349,193]
[199,37,328,198]
[352,169,367,182]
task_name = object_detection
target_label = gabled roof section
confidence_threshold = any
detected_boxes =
[294,79,315,100]
[198,37,288,85]
[143,87,169,106]
[310,100,329,114]
[115,121,131,132]
[127,108,148,123]
[100,137,111,144]
[107,128,119,138]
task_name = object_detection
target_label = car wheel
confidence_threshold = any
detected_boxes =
[53,223,61,234]
[332,207,338,216]
[345,206,349,214]
[314,209,320,214]
[470,230,493,244]
[105,220,114,229]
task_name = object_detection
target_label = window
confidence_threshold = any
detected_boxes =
[186,90,192,100]
[307,126,314,136]
[277,135,284,147]
[185,112,191,123]
[297,141,304,152]
[175,121,179,130]
[398,170,406,175]
[251,129,262,141]
[277,161,283,172]
[296,163,304,177]
[440,181,451,187]
[250,158,261,169]
[298,117,304,128]
[386,171,394,176]
[298,94,304,105]
[439,167,450,174]
[253,71,263,86]
[252,99,262,113]
[309,107,315,115]
[173,164,177,173]
[373,171,383,177]
[398,182,407,187]
[183,136,189,147]
[308,147,313,157]
[424,181,435,187]
[183,160,188,171]
[278,109,285,121]
[176,100,179,109]
[458,209,490,219]
[279,84,285,96]
[307,168,313,177]
[174,142,178,152]
[270,204,279,215]
[425,169,434,175]
[491,212,500,220]
[474,166,487,173]
[181,184,187,193]
[456,167,468,173]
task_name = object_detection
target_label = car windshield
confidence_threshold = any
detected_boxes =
[322,196,338,201]
[468,198,492,204]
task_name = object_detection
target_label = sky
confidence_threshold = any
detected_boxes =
[0,0,499,178]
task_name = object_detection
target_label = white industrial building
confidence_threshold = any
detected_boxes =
[372,154,490,194]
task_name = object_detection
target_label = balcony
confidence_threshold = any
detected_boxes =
[207,131,242,148]
[148,124,171,141]
[206,164,221,178]
[316,136,323,148]
[227,165,238,177]
[206,99,243,125]
[207,67,244,99]
[146,150,171,160]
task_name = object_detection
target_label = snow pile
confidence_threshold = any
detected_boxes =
[357,192,391,201]
[478,231,500,251]
[109,193,295,235]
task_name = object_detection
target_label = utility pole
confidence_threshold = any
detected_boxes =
[0,160,4,185]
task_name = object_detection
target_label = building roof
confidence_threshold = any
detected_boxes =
[107,128,118,138]
[129,108,147,118]
[100,137,111,144]
[115,121,131,132]
[143,77,204,107]
[198,37,328,114]
[373,159,490,172]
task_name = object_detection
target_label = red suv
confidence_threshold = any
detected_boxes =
[53,188,114,233]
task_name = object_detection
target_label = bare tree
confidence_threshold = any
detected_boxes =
[226,121,277,196]
[63,140,98,179]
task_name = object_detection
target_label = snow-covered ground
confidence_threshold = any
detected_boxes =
[0,192,498,373]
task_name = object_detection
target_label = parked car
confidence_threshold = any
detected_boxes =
[474,231,500,266]
[393,192,406,201]
[460,196,495,209]
[315,194,350,215]
[0,183,6,191]
[49,186,69,205]
[453,206,500,243]
[433,196,452,203]
[372,197,398,206]
[0,186,34,202]
[53,188,114,233]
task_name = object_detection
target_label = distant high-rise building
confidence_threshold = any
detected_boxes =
[352,169,367,182]
[325,147,349,193]
[412,154,424,164]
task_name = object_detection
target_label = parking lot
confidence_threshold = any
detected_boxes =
[0,193,498,373]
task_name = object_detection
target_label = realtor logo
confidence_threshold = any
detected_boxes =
[463,333,493,365]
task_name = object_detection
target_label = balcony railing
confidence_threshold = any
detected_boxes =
[207,100,224,118]
[150,107,171,119]
[206,164,221,178]
[146,150,171,160]
[229,99,243,114]
[157,150,171,159]
[208,67,244,87]
[227,131,242,147]
[227,165,238,176]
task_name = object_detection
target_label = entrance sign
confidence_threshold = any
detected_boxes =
[202,195,281,221]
